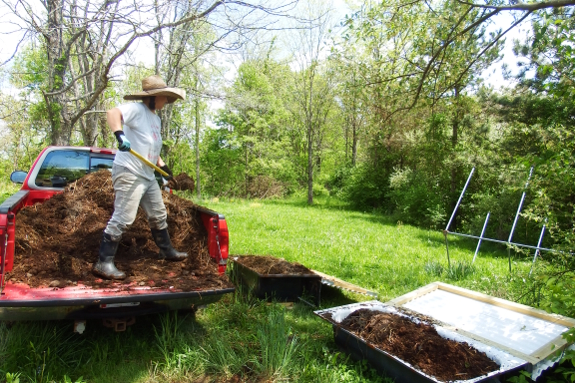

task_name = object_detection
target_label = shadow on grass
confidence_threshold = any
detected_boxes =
[264,197,399,229]
[319,285,362,309]
[418,230,518,260]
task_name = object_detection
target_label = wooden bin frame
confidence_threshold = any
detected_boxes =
[386,281,575,364]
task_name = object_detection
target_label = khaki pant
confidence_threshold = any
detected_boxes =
[104,164,167,241]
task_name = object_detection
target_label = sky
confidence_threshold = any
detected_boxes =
[481,12,531,89]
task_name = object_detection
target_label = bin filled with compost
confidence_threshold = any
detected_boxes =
[231,255,321,305]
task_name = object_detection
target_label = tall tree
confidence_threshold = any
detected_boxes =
[1,0,300,145]
[216,56,295,197]
[289,1,335,205]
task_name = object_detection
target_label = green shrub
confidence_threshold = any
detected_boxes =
[336,163,391,211]
[388,167,447,228]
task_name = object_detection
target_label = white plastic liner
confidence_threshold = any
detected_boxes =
[403,289,568,355]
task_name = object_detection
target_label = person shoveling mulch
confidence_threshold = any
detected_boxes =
[333,308,500,382]
[234,255,315,275]
[6,171,232,291]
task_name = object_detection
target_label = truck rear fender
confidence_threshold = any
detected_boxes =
[199,210,229,274]
[0,226,6,291]
[0,190,30,288]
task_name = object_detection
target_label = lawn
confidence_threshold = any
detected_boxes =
[0,194,537,383]
[202,196,532,302]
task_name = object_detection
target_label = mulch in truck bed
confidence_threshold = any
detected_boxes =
[6,171,232,291]
[336,308,500,382]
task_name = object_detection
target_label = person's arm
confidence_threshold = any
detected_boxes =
[107,108,123,133]
[157,157,173,180]
[107,108,131,152]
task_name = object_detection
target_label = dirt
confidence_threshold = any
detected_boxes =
[334,308,499,382]
[6,171,232,291]
[168,172,195,192]
[233,255,315,275]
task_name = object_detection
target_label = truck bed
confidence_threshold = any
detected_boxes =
[0,164,233,321]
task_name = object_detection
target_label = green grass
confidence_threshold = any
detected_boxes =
[0,195,540,382]
[201,196,532,301]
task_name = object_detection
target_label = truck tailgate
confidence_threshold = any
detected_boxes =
[0,282,235,320]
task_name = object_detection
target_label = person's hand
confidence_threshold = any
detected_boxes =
[160,164,173,181]
[114,131,131,152]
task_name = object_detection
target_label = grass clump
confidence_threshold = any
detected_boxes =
[424,261,445,277]
[424,260,476,280]
[446,260,476,280]
[253,309,299,379]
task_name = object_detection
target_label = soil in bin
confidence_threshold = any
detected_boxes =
[6,171,233,291]
[234,255,314,275]
[334,309,499,382]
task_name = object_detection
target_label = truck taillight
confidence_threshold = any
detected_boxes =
[209,217,229,274]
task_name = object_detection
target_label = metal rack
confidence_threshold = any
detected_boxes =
[443,167,556,274]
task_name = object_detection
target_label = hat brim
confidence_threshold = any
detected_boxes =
[124,88,186,103]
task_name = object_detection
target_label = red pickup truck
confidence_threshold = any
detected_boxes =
[0,146,232,331]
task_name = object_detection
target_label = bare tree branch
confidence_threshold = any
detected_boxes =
[457,0,575,11]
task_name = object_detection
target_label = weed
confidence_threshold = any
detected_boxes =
[5,372,21,383]
[200,332,247,379]
[446,260,476,280]
[252,308,299,380]
[424,261,445,277]
[154,312,184,358]
[0,322,9,367]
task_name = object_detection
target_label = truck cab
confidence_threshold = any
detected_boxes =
[0,146,232,330]
[10,146,116,206]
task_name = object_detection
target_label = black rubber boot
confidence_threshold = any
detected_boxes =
[92,232,126,280]
[151,228,188,261]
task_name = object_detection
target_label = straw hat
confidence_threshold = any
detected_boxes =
[123,75,186,103]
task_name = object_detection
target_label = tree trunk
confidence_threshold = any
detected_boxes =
[195,88,201,199]
[352,119,358,166]
[307,70,314,205]
[345,116,349,162]
[450,87,461,229]
[307,120,314,205]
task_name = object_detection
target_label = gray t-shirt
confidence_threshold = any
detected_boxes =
[113,102,162,181]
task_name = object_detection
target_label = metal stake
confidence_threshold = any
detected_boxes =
[443,231,451,267]
[444,168,474,266]
[445,168,475,232]
[529,221,547,277]
[507,167,534,272]
[473,212,490,264]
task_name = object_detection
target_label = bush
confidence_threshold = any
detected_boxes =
[335,163,391,211]
[246,175,287,199]
[388,167,447,228]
